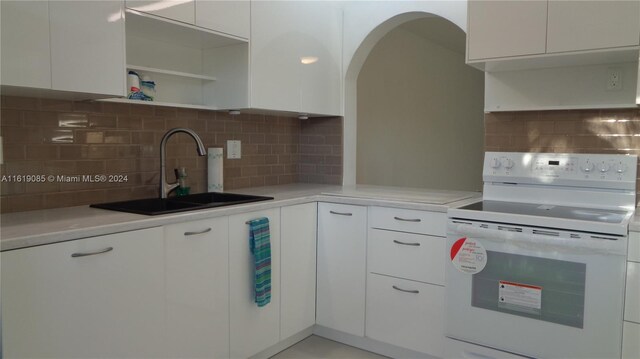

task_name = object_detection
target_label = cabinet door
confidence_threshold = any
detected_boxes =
[623,321,640,359]
[49,1,126,96]
[165,217,229,359]
[1,228,165,358]
[317,202,367,336]
[298,1,342,116]
[467,0,547,60]
[547,0,640,53]
[0,1,51,89]
[195,0,249,39]
[250,1,301,112]
[366,274,445,357]
[229,208,281,359]
[126,0,195,24]
[281,203,317,339]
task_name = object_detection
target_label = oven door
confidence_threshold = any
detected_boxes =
[445,219,626,359]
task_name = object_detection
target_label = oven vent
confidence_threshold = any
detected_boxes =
[533,229,560,237]
[498,225,522,232]
[590,235,617,241]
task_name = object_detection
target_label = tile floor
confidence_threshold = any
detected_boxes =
[271,335,388,359]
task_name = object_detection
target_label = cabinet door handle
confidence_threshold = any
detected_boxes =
[392,285,419,294]
[330,210,353,216]
[393,239,420,246]
[184,228,212,236]
[71,247,113,258]
[393,216,421,222]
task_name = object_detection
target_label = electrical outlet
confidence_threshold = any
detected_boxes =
[607,69,622,91]
[227,140,241,159]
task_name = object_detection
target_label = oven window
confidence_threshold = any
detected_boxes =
[472,251,586,328]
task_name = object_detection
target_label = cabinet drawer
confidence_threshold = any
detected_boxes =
[623,321,640,359]
[369,206,446,236]
[368,229,444,285]
[365,274,444,357]
[625,261,640,323]
[444,337,529,359]
[629,231,640,263]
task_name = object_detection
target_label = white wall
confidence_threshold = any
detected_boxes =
[341,1,468,185]
[356,23,484,191]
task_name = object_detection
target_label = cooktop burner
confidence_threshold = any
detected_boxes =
[460,200,628,224]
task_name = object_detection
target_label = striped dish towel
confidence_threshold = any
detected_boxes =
[248,217,271,307]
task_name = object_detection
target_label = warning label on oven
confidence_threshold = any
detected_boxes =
[498,280,542,315]
[450,237,487,274]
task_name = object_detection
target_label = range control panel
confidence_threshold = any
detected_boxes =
[484,152,637,190]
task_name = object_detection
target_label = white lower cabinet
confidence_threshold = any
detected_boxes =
[1,227,165,358]
[229,208,281,359]
[164,217,229,359]
[316,202,368,336]
[365,207,447,357]
[623,321,640,359]
[281,203,317,339]
[366,274,445,357]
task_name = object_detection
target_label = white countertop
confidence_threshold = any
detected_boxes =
[0,183,481,251]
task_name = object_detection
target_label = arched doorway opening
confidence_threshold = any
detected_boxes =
[343,9,485,191]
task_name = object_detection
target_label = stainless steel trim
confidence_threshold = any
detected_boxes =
[393,239,421,246]
[71,247,114,258]
[330,211,353,216]
[392,285,419,294]
[393,216,421,222]
[184,228,212,236]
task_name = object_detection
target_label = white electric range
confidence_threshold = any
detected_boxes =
[446,152,637,359]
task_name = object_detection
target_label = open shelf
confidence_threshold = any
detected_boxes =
[99,98,218,111]
[123,9,249,110]
[127,65,217,81]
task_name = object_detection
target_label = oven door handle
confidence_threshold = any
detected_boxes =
[450,224,627,256]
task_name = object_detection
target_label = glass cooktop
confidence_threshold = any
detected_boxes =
[460,200,629,224]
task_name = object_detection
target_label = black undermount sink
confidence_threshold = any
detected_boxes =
[90,192,274,215]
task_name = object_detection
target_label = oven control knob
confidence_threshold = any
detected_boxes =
[490,158,501,169]
[501,158,514,169]
[599,163,610,173]
[581,162,594,173]
[615,163,628,174]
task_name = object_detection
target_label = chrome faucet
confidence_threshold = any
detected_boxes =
[159,128,206,198]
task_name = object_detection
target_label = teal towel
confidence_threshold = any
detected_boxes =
[248,217,271,307]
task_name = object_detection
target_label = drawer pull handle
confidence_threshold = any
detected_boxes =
[394,216,421,222]
[184,228,212,236]
[330,210,353,216]
[393,239,420,246]
[71,247,113,258]
[392,285,419,294]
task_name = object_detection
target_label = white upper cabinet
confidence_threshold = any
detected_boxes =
[196,0,249,39]
[467,0,640,69]
[49,1,126,97]
[250,1,343,116]
[126,0,195,24]
[299,1,342,116]
[546,0,640,53]
[467,0,547,60]
[250,1,301,113]
[0,1,51,89]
